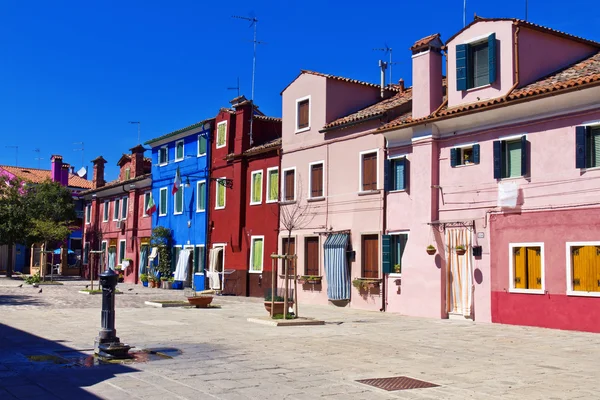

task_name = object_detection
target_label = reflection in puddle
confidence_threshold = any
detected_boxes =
[26,348,182,368]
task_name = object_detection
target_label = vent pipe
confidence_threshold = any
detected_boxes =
[379,60,388,98]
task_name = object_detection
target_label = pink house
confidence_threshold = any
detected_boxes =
[279,70,411,310]
[380,17,600,332]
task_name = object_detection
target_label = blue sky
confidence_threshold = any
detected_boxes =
[1,0,598,180]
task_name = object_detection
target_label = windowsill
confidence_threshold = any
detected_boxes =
[215,206,225,210]
[159,163,168,167]
[196,209,206,213]
[582,166,600,172]
[197,153,206,157]
[307,196,325,202]
[216,144,226,149]
[453,163,477,168]
[280,200,297,205]
[388,189,406,194]
[295,127,310,134]
[174,159,184,163]
[498,176,527,181]
[508,288,545,295]
[266,199,278,204]
[388,273,402,278]
[567,290,600,298]
[174,212,183,215]
[465,83,491,92]
[358,190,380,196]
[249,201,262,206]
[249,270,263,274]
[159,213,166,217]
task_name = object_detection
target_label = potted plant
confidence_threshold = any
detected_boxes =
[393,264,401,273]
[297,276,307,285]
[298,275,322,285]
[140,273,148,287]
[455,245,467,256]
[187,289,215,308]
[264,293,294,315]
[161,276,172,290]
[426,245,436,255]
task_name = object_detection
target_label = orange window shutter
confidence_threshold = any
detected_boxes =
[572,246,583,290]
[513,247,526,289]
[594,247,600,293]
[526,247,542,290]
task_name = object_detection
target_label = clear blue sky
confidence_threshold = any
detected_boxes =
[1,0,598,180]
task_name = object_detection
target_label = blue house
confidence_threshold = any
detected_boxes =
[145,118,214,289]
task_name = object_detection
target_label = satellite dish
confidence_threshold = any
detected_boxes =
[76,167,87,177]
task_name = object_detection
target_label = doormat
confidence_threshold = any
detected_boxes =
[356,376,438,391]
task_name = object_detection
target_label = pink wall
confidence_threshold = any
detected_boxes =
[447,20,515,109]
[412,50,443,119]
[518,27,597,87]
[325,79,381,123]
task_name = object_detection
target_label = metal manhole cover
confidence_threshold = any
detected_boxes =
[356,376,438,391]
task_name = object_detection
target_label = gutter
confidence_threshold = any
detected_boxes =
[319,113,384,133]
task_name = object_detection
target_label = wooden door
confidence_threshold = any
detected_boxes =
[361,235,379,278]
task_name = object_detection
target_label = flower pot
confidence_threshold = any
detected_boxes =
[298,279,307,285]
[367,282,379,289]
[161,281,172,290]
[455,248,467,256]
[308,279,321,285]
[142,281,148,287]
[155,280,161,289]
[426,248,436,255]
[149,281,156,288]
[264,301,294,315]
[187,296,213,308]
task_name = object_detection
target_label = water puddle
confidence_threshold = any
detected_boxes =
[25,347,182,368]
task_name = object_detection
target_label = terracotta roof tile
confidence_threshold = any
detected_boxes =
[0,165,93,189]
[410,33,441,51]
[225,138,281,160]
[254,114,282,122]
[322,88,412,131]
[145,117,215,145]
[79,173,152,195]
[281,69,401,95]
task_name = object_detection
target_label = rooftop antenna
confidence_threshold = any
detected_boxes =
[373,44,393,83]
[463,0,466,27]
[34,148,43,168]
[128,121,141,145]
[525,0,528,21]
[232,14,265,146]
[227,77,241,98]
[73,142,84,168]
[6,145,18,166]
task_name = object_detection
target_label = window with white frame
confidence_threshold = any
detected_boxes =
[493,136,528,179]
[360,150,378,192]
[143,192,151,217]
[119,240,126,264]
[390,232,409,274]
[456,34,497,91]
[196,181,206,212]
[85,204,91,224]
[575,125,600,169]
[121,196,128,220]
[113,198,120,221]
[124,168,130,180]
[194,245,206,274]
[103,201,109,222]
[198,134,207,156]
[450,144,480,167]
[250,170,263,205]
[159,188,168,216]
[175,140,184,161]
[174,185,183,214]
[566,242,600,296]
[266,167,279,203]
[282,168,296,202]
[249,236,264,272]
[216,121,227,149]
[296,96,310,132]
[387,156,407,191]
[159,146,168,165]
[309,161,324,198]
[509,243,544,293]
[215,178,226,209]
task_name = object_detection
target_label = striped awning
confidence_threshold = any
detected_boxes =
[324,233,350,300]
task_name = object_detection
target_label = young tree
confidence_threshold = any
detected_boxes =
[150,226,172,279]
[0,176,31,277]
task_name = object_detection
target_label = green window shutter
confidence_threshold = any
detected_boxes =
[217,182,225,207]
[384,159,391,191]
[199,182,206,210]
[193,247,199,273]
[269,170,278,200]
[450,148,458,167]
[252,173,261,203]
[382,235,391,274]
[488,33,497,84]
[493,141,502,179]
[520,136,528,176]
[576,126,588,168]
[252,239,263,271]
[473,144,480,164]
[456,44,470,91]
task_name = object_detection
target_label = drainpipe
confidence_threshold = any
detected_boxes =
[503,25,521,101]
[380,144,388,312]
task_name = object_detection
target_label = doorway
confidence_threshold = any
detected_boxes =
[445,228,473,318]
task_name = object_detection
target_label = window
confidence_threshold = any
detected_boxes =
[196,181,206,212]
[172,246,182,271]
[361,234,379,279]
[215,178,226,209]
[305,237,319,276]
[124,168,130,181]
[250,170,263,205]
[296,96,310,131]
[387,157,407,191]
[576,126,600,169]
[85,204,91,224]
[159,146,168,165]
[216,121,227,149]
[198,134,207,156]
[103,202,109,222]
[159,188,168,216]
[360,151,378,192]
[143,192,151,217]
[119,240,126,265]
[493,136,528,179]
[567,242,600,296]
[174,186,183,214]
[121,196,128,220]
[194,245,206,274]
[101,241,107,259]
[175,140,184,161]
[390,233,408,274]
[266,167,279,203]
[83,242,90,264]
[456,33,496,90]
[509,243,544,293]
[249,236,264,273]
[281,237,296,276]
[283,168,295,202]
[113,199,120,221]
[450,144,480,167]
[309,162,324,198]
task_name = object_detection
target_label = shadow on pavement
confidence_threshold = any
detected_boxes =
[0,323,137,399]
[0,295,46,307]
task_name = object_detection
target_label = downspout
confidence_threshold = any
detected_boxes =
[381,144,387,312]
[503,25,521,101]
[204,132,212,291]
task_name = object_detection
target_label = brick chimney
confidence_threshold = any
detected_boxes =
[411,33,443,120]
[92,156,107,189]
[129,145,146,178]
[50,155,63,183]
[60,163,70,187]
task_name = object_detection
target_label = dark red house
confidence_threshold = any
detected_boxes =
[208,96,282,297]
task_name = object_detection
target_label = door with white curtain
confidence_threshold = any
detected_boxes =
[445,228,473,318]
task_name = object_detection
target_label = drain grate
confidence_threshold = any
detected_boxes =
[356,376,438,391]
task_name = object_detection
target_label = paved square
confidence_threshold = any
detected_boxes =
[1,278,599,399]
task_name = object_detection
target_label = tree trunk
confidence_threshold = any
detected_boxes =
[6,244,13,278]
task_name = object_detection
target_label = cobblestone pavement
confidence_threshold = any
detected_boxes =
[1,277,599,399]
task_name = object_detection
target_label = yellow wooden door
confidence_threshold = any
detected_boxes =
[513,247,526,289]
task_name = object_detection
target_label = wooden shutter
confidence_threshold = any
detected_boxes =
[526,247,542,289]
[450,148,458,167]
[520,136,528,176]
[282,238,296,276]
[381,235,391,274]
[361,235,379,279]
[456,44,470,91]
[513,247,526,288]
[573,245,600,292]
[384,159,391,191]
[473,144,480,164]
[305,237,319,276]
[311,164,323,197]
[362,153,377,191]
[488,33,497,84]
[269,169,279,200]
[493,141,502,179]
[572,246,583,290]
[298,100,309,129]
[285,170,295,201]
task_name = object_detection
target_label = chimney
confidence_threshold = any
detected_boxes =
[379,60,388,98]
[92,156,107,189]
[410,33,443,119]
[398,78,405,92]
[70,166,75,175]
[50,155,63,183]
[61,163,70,187]
[129,145,146,178]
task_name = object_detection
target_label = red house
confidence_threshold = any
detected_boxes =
[208,96,282,297]
[80,145,152,283]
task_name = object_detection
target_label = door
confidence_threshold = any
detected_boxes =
[445,228,473,317]
[361,234,379,279]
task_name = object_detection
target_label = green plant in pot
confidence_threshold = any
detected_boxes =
[393,264,401,273]
[426,245,436,255]
[455,245,467,256]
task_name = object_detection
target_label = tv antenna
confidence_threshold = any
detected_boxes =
[525,0,528,21]
[128,121,141,145]
[34,148,43,168]
[232,14,265,146]
[6,145,18,166]
[73,142,84,168]
[227,77,241,98]
[373,44,397,83]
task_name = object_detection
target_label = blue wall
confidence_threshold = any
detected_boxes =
[149,127,211,254]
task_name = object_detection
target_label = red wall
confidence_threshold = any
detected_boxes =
[490,208,600,332]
